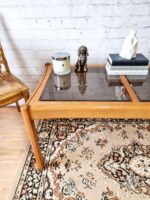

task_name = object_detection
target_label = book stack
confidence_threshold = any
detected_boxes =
[106,53,149,75]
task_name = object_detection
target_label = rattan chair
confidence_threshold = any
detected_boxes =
[0,44,29,111]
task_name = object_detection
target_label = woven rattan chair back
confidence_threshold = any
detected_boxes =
[0,43,29,111]
[0,43,10,73]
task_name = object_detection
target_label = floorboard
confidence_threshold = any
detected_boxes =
[0,107,29,200]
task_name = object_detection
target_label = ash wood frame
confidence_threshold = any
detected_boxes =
[21,63,150,170]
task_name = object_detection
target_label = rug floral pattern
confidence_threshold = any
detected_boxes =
[13,119,150,200]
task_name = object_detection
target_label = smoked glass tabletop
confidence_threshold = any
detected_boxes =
[130,69,150,102]
[40,67,131,101]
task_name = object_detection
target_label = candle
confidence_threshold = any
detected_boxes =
[51,52,71,75]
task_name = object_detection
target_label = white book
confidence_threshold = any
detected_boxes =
[105,64,148,75]
[106,61,149,70]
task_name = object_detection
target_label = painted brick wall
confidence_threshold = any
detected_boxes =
[0,0,150,91]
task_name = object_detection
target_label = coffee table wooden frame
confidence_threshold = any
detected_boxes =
[21,63,150,170]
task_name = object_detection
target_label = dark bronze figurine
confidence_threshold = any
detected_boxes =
[75,46,88,73]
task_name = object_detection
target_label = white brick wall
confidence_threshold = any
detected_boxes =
[0,0,150,91]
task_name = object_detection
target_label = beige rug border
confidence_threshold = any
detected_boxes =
[8,120,42,200]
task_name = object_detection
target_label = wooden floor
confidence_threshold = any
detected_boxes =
[0,107,29,200]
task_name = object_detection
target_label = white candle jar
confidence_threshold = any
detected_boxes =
[51,52,71,75]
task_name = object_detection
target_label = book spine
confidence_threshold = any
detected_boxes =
[107,71,148,75]
[109,66,148,70]
[106,65,148,75]
[108,56,149,66]
[107,60,148,70]
[111,61,149,66]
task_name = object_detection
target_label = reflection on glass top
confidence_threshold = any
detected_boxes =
[40,67,130,101]
[131,69,150,101]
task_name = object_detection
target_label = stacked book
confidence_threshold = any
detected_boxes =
[106,53,149,75]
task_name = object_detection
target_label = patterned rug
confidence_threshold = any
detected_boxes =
[13,119,150,200]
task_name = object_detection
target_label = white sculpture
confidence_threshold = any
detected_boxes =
[119,29,138,59]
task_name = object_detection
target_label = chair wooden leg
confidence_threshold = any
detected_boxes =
[24,91,30,102]
[16,101,20,112]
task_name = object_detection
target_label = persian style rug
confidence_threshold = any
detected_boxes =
[13,119,150,200]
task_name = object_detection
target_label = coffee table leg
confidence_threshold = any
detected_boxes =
[21,105,45,170]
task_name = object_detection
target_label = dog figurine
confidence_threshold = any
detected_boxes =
[75,46,88,73]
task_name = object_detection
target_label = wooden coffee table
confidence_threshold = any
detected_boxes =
[21,63,150,169]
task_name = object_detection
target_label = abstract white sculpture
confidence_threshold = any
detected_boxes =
[119,29,138,59]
